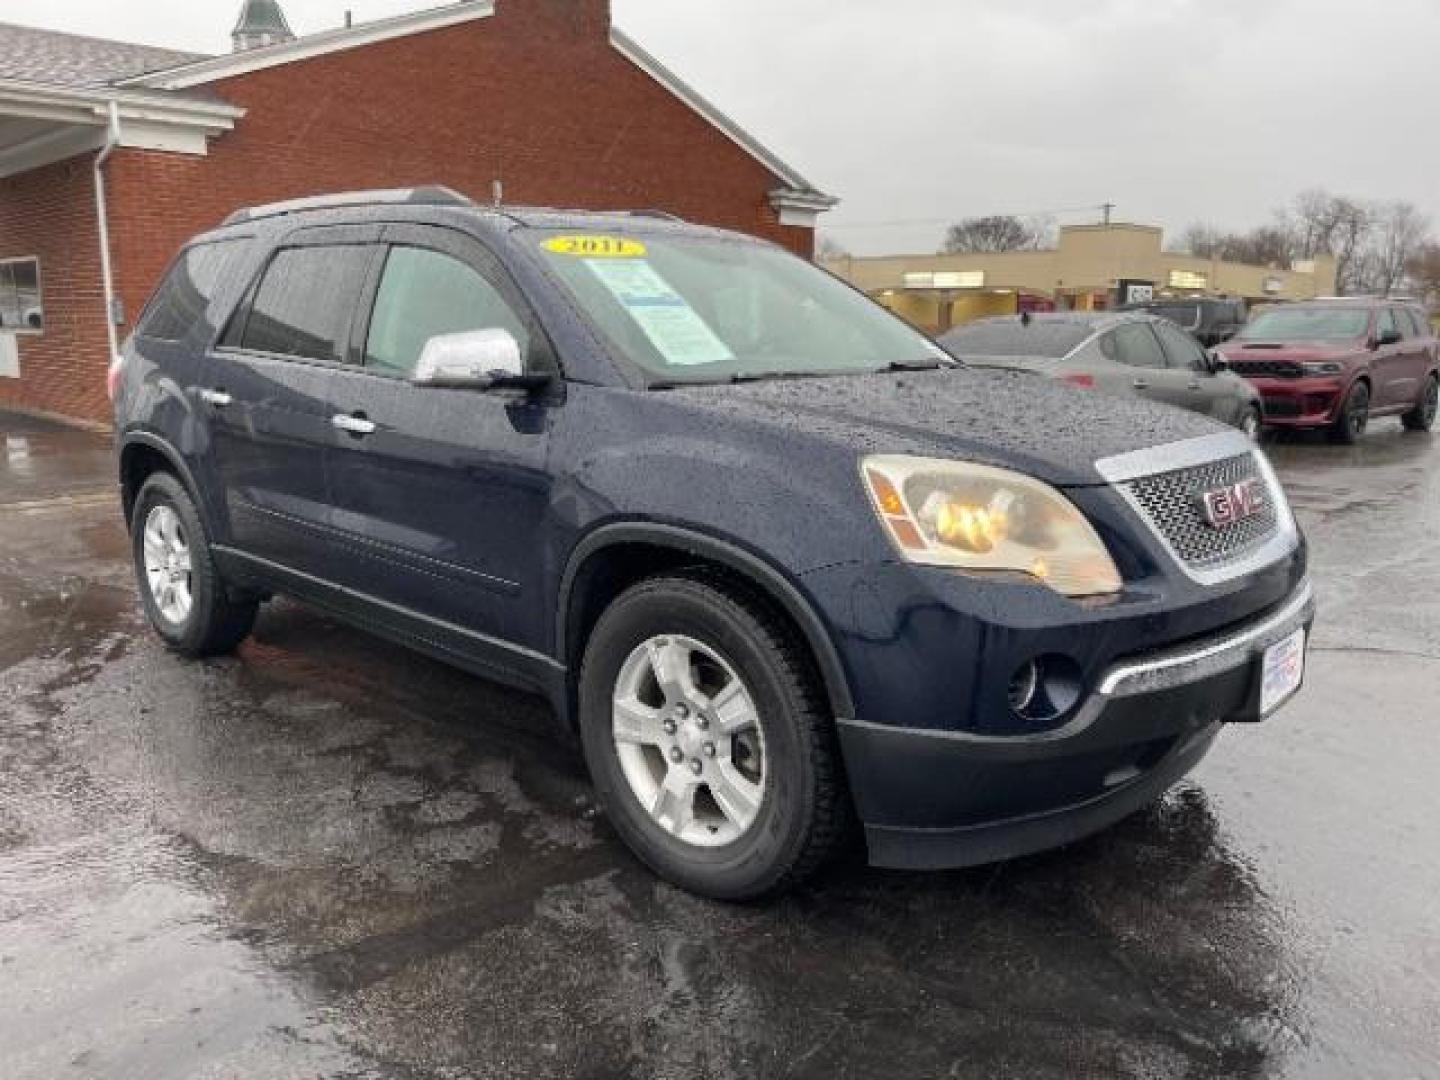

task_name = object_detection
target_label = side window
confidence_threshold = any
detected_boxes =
[1377,308,1400,341]
[364,246,531,378]
[1111,323,1167,369]
[227,245,374,363]
[139,240,251,343]
[1153,320,1209,370]
[1402,309,1429,339]
[0,257,42,332]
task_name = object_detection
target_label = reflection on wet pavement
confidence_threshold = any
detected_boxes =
[1,412,1437,1078]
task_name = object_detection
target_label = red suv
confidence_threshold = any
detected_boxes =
[1219,299,1440,443]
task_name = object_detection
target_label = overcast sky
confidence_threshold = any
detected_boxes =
[9,0,1440,254]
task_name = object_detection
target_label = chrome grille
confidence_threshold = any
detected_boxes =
[1121,453,1279,569]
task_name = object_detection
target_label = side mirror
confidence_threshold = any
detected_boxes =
[411,329,546,391]
[1375,328,1403,348]
[1204,350,1228,373]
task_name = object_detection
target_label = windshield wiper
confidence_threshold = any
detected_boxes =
[727,370,840,385]
[885,356,956,372]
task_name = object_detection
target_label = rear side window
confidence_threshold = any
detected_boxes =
[229,245,374,363]
[139,240,251,342]
[1110,323,1167,369]
[1402,308,1430,338]
[365,247,530,377]
[1377,308,1400,340]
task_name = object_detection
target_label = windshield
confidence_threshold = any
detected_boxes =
[1238,307,1371,342]
[938,320,1093,360]
[531,231,945,382]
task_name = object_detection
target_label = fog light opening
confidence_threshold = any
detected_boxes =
[1008,655,1084,724]
[1008,661,1041,714]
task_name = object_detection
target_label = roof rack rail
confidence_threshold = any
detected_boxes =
[222,186,475,226]
[626,209,686,223]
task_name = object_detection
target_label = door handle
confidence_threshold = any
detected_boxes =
[1132,378,1150,390]
[332,412,377,436]
[199,389,232,407]
[1187,380,1202,390]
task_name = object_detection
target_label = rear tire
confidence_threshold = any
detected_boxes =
[578,573,847,900]
[1401,374,1438,432]
[131,472,258,657]
[1328,380,1370,444]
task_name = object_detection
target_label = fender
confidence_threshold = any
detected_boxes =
[557,521,856,721]
[117,430,210,531]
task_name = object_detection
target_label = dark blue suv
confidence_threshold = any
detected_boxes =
[112,188,1314,899]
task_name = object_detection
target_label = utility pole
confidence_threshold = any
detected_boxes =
[1102,202,1115,226]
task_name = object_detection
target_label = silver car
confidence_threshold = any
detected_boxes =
[939,312,1264,439]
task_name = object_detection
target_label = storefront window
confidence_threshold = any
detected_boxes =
[0,258,42,332]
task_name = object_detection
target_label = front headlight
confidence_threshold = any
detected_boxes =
[1300,361,1344,376]
[861,455,1123,598]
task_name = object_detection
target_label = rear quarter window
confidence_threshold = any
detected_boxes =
[138,239,253,343]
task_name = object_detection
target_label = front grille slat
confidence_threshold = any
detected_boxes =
[1122,454,1279,570]
[1231,359,1304,378]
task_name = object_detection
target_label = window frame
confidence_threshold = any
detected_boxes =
[344,223,560,384]
[1108,321,1169,370]
[1151,318,1210,371]
[0,256,44,336]
[216,225,384,370]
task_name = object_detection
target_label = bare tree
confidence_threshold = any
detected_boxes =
[1175,223,1227,258]
[940,215,1048,254]
[1174,223,1293,266]
[1364,202,1430,296]
[1406,241,1440,304]
[815,236,850,263]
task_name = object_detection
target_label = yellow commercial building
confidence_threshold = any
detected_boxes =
[824,224,1338,334]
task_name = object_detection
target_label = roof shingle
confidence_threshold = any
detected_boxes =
[0,21,209,88]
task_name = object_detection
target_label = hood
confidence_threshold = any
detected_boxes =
[1220,340,1363,364]
[665,368,1224,487]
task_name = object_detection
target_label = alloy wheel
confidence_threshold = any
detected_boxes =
[611,634,767,848]
[142,504,194,625]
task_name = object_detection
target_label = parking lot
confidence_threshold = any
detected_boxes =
[0,409,1436,1080]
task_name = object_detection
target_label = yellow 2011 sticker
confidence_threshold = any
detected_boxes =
[542,235,647,258]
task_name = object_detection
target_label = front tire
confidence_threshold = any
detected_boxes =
[132,472,258,657]
[578,574,847,900]
[1328,380,1370,444]
[1402,373,1439,432]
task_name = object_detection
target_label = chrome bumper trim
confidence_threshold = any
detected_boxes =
[1099,578,1314,695]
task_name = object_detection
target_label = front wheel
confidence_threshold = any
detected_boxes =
[1402,374,1439,432]
[578,574,847,900]
[1328,381,1370,444]
[132,472,258,657]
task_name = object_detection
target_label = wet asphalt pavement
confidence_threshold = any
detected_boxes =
[0,409,1437,1080]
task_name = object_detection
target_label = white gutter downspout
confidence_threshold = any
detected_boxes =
[94,101,122,367]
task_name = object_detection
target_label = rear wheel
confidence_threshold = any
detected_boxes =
[578,574,847,900]
[1401,373,1438,432]
[132,472,258,656]
[1328,380,1370,444]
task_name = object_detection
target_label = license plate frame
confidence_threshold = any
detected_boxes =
[1259,627,1306,717]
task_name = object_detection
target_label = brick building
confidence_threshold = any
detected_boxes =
[0,0,835,423]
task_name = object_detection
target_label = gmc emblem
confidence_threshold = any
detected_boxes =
[1197,478,1267,529]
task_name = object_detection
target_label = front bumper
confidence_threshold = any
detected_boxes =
[1248,376,1346,427]
[840,578,1315,870]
